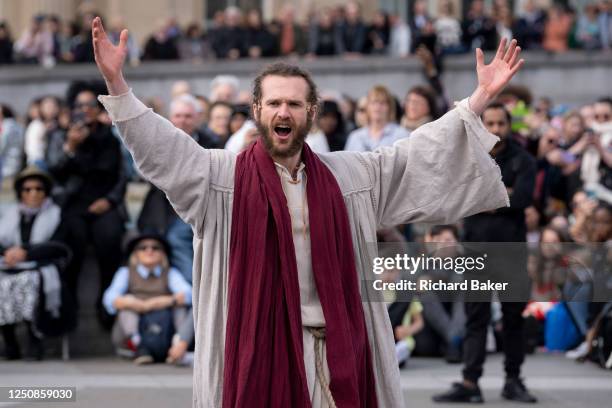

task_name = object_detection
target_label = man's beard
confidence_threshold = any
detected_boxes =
[255,115,313,158]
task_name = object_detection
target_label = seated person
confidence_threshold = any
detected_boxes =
[0,166,61,360]
[414,225,466,363]
[379,260,424,367]
[102,233,192,365]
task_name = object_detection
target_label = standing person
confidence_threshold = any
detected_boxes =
[210,7,247,59]
[92,17,523,407]
[433,102,537,404]
[0,104,24,179]
[245,9,277,58]
[0,21,14,64]
[335,1,368,56]
[307,9,340,57]
[462,0,498,51]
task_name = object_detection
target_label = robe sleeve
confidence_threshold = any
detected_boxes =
[364,98,509,229]
[98,90,230,237]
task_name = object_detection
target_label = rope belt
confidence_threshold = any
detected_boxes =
[306,327,337,408]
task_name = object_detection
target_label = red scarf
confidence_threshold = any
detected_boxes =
[222,139,378,407]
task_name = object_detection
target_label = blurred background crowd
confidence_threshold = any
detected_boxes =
[0,0,611,378]
[0,0,611,68]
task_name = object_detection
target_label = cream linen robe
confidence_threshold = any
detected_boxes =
[99,91,509,408]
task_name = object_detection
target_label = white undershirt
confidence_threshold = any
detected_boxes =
[274,162,326,327]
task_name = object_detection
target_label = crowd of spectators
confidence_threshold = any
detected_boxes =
[0,2,611,372]
[1,0,612,67]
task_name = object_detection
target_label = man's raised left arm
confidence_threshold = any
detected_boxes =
[368,39,524,228]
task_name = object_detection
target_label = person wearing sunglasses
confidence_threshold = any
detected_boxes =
[102,233,192,365]
[0,166,61,360]
[46,87,127,329]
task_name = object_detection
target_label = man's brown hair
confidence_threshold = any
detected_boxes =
[252,62,319,109]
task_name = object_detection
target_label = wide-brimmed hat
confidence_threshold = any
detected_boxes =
[125,232,171,258]
[14,166,53,196]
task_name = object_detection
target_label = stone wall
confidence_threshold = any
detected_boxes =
[1,51,611,116]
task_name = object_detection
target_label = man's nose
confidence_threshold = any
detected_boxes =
[277,103,291,118]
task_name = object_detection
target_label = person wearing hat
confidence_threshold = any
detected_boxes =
[102,233,192,365]
[0,166,61,360]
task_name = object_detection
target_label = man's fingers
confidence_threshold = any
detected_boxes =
[509,46,521,67]
[475,48,484,68]
[504,39,517,63]
[97,17,107,38]
[119,29,128,50]
[495,37,507,60]
[509,59,524,76]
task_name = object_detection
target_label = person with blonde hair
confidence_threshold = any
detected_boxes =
[344,85,409,151]
[102,233,191,365]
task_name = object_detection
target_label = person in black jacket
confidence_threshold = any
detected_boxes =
[47,89,126,327]
[462,0,498,51]
[335,1,367,55]
[245,9,277,58]
[308,9,339,56]
[0,21,14,64]
[433,103,537,404]
[209,7,247,59]
[143,19,179,61]
[512,0,546,50]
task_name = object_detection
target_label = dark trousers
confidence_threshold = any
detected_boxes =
[59,209,124,305]
[462,301,526,383]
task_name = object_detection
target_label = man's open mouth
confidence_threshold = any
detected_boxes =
[274,125,292,139]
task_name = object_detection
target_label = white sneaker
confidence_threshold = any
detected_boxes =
[605,351,612,369]
[565,341,589,359]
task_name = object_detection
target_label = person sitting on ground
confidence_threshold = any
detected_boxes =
[102,233,192,365]
[414,225,466,364]
[0,166,61,360]
[380,260,424,368]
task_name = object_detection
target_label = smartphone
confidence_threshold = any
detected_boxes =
[70,111,87,128]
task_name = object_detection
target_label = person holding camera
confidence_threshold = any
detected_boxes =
[46,88,127,327]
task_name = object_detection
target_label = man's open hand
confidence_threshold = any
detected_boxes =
[469,38,524,115]
[92,16,129,95]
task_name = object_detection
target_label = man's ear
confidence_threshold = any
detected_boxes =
[252,103,260,119]
[309,103,319,122]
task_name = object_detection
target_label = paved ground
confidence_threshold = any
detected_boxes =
[1,352,611,407]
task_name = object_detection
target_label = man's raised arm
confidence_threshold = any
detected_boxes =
[92,17,222,235]
[367,38,524,228]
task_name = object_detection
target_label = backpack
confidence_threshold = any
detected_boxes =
[138,308,174,362]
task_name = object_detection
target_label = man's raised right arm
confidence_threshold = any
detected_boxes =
[92,17,214,234]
